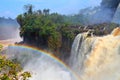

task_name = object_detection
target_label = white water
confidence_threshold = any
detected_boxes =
[4,46,78,80]
[2,22,120,80]
[69,27,120,80]
[1,22,77,80]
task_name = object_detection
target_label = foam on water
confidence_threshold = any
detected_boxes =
[4,46,79,80]
[70,27,120,80]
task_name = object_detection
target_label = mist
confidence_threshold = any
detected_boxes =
[80,0,120,24]
[3,46,78,80]
[0,18,20,40]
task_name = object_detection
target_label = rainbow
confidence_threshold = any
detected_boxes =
[8,45,80,80]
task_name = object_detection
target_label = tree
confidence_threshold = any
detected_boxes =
[24,4,34,14]
[16,14,23,27]
[43,9,50,15]
[0,44,3,51]
[0,44,31,80]
[37,10,42,15]
[16,4,80,58]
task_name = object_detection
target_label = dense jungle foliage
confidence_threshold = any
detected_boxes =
[16,4,119,59]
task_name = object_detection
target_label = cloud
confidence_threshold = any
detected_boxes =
[54,0,102,14]
[89,0,102,6]
[0,0,102,18]
[13,0,43,3]
[0,11,16,18]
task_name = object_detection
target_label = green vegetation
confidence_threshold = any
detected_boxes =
[0,44,31,80]
[0,44,3,51]
[16,4,119,59]
[16,4,81,58]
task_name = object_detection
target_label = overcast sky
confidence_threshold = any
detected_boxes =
[0,0,102,18]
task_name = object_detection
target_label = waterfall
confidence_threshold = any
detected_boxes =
[3,46,78,80]
[69,27,120,80]
[69,32,96,75]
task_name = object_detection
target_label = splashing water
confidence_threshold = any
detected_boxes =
[1,20,78,80]
[3,46,78,80]
[69,27,120,80]
[0,24,22,48]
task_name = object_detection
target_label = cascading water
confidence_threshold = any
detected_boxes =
[69,27,120,80]
[69,31,96,75]
[2,19,120,80]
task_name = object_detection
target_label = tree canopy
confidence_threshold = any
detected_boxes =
[16,4,81,56]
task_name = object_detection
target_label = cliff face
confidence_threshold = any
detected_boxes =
[89,0,120,24]
[101,0,120,23]
[101,0,120,9]
[19,23,119,61]
[112,3,120,24]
